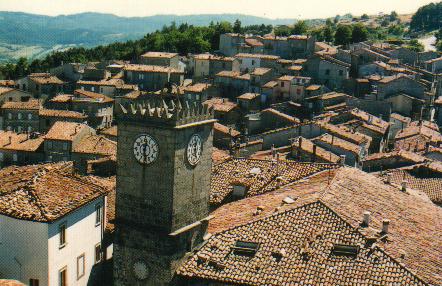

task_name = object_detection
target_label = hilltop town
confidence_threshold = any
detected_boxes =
[0,3,441,286]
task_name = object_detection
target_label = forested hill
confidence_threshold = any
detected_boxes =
[0,12,296,46]
[410,1,442,32]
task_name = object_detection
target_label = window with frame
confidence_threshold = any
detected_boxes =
[95,243,102,264]
[12,153,18,162]
[95,204,102,226]
[28,113,33,120]
[59,267,67,286]
[91,86,95,92]
[62,142,68,151]
[59,223,67,247]
[29,279,39,286]
[77,254,85,280]
[17,113,22,120]
[7,113,12,120]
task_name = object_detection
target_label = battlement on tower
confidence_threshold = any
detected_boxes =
[115,98,215,127]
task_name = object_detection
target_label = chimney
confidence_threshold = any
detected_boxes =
[386,173,391,184]
[401,180,407,192]
[311,144,317,162]
[381,219,390,234]
[425,141,430,153]
[340,155,346,166]
[362,211,371,227]
[271,144,276,159]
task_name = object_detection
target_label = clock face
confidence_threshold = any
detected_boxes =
[187,134,203,166]
[133,134,159,165]
[133,261,149,280]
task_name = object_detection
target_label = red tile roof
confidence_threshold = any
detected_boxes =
[44,122,91,141]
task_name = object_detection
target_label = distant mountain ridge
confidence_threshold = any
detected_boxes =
[0,11,297,46]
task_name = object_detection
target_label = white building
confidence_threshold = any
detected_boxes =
[0,162,110,286]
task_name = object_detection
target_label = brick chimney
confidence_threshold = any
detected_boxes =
[381,219,390,234]
[362,211,371,227]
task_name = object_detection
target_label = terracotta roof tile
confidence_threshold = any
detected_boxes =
[44,122,91,141]
[1,99,40,110]
[140,51,178,59]
[123,64,183,74]
[72,135,116,156]
[0,131,44,152]
[0,162,109,222]
[39,108,87,119]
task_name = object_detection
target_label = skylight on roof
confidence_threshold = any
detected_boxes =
[331,244,359,258]
[232,241,259,257]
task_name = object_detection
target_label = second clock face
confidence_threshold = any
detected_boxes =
[187,134,202,166]
[133,134,159,165]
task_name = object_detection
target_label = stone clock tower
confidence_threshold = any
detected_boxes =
[113,99,215,285]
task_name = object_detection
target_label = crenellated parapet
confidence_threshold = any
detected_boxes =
[116,98,214,127]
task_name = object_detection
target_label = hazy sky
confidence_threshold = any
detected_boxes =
[0,0,437,19]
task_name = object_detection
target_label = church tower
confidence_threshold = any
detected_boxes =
[113,99,215,285]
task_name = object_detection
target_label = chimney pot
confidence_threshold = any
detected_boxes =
[381,219,390,234]
[386,174,391,184]
[362,211,371,227]
[401,180,407,192]
[340,155,346,166]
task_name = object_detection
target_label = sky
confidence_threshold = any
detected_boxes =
[0,0,437,19]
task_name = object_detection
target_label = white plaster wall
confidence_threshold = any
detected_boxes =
[48,196,105,286]
[0,216,48,285]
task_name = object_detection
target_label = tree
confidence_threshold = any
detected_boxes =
[274,25,292,36]
[334,15,340,24]
[334,24,353,45]
[324,25,334,43]
[233,19,242,34]
[292,20,308,35]
[410,2,442,32]
[389,11,399,22]
[351,24,368,43]
[405,40,424,52]
[361,14,369,20]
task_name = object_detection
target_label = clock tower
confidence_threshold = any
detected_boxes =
[113,99,215,285]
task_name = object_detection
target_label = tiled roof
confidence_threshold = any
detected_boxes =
[364,150,427,164]
[287,65,303,71]
[72,135,116,156]
[0,87,15,95]
[212,147,231,164]
[0,280,26,286]
[123,64,183,74]
[49,94,72,103]
[74,89,114,103]
[44,122,91,141]
[395,124,442,151]
[315,133,361,154]
[0,80,16,87]
[100,125,117,138]
[204,167,442,285]
[0,131,44,152]
[183,83,211,93]
[140,51,178,59]
[250,67,271,76]
[244,38,264,47]
[293,137,341,163]
[39,108,87,119]
[305,84,321,91]
[235,53,280,60]
[261,108,300,124]
[0,162,109,222]
[1,99,40,110]
[215,71,242,78]
[350,109,389,133]
[214,123,240,137]
[193,54,235,61]
[210,158,336,206]
[237,93,259,100]
[262,81,278,88]
[378,166,442,204]
[204,98,238,113]
[29,73,64,85]
[319,122,372,146]
[178,200,426,285]
[390,113,411,124]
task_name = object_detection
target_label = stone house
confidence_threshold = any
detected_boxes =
[44,121,95,162]
[77,78,138,98]
[0,131,44,168]
[140,52,179,69]
[249,68,273,93]
[182,83,213,104]
[260,108,300,132]
[191,54,240,79]
[49,62,86,82]
[313,133,364,167]
[71,134,117,173]
[377,74,426,100]
[214,71,251,99]
[290,136,341,163]
[305,55,350,90]
[235,53,280,73]
[123,64,184,91]
[388,113,411,143]
[204,97,241,125]
[0,88,32,105]
[237,93,261,113]
[16,73,64,99]
[48,89,114,130]
[1,99,40,132]
[274,75,312,102]
[213,122,241,149]
[38,109,88,133]
[219,33,247,56]
[362,150,427,172]
[425,57,442,74]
